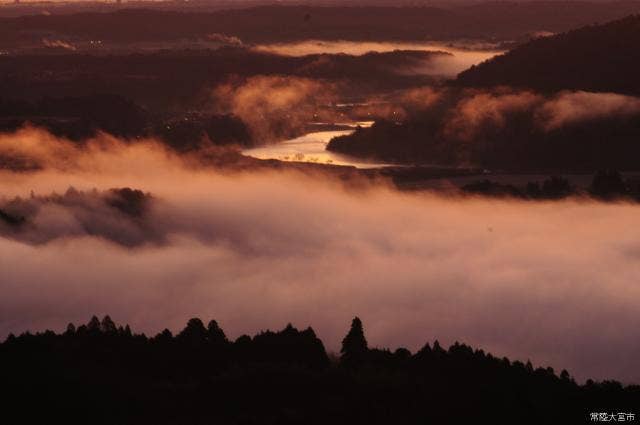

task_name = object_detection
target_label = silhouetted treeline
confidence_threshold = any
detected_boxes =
[462,171,640,201]
[463,175,574,199]
[456,15,640,95]
[0,94,148,140]
[1,315,638,424]
[0,94,253,150]
[153,113,252,150]
[0,187,163,247]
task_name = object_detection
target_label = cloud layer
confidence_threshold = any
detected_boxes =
[0,130,639,384]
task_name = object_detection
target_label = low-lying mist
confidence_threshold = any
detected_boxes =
[252,40,502,77]
[211,75,337,143]
[0,129,639,383]
[327,87,640,169]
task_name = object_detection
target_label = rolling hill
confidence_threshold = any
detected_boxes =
[456,14,640,95]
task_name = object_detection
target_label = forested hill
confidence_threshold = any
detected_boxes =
[1,316,638,424]
[456,15,640,95]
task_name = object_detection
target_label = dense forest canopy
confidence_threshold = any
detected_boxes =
[2,315,638,424]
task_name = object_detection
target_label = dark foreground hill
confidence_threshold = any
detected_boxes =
[456,15,640,95]
[1,316,637,424]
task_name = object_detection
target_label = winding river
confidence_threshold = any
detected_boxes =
[242,122,390,168]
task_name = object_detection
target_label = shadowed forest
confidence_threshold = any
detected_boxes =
[456,15,640,94]
[3,316,638,424]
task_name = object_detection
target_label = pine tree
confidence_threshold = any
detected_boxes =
[207,320,228,345]
[87,316,101,333]
[178,318,207,343]
[340,317,368,367]
[101,315,117,333]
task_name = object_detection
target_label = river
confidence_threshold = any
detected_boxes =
[242,122,391,168]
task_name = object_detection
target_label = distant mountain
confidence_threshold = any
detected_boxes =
[456,15,640,95]
[4,3,640,46]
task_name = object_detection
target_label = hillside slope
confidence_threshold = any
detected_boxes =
[456,15,640,95]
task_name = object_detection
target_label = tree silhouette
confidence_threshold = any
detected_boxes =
[341,317,368,367]
[590,170,628,199]
[2,314,639,423]
[207,320,228,345]
[177,318,208,344]
[64,323,76,336]
[100,315,117,334]
[87,315,101,335]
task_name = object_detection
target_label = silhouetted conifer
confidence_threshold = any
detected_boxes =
[64,323,76,336]
[101,315,117,333]
[178,318,208,344]
[207,320,228,345]
[87,315,101,332]
[394,348,412,359]
[340,317,368,367]
[154,329,173,343]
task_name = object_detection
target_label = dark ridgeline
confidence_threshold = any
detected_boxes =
[4,4,640,43]
[456,15,640,96]
[0,94,252,150]
[1,315,637,424]
[460,171,640,201]
[0,49,439,110]
[462,175,574,200]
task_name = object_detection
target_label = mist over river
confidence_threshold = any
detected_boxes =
[242,122,389,168]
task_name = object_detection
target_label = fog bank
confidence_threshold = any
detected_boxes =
[253,40,501,76]
[0,130,639,383]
